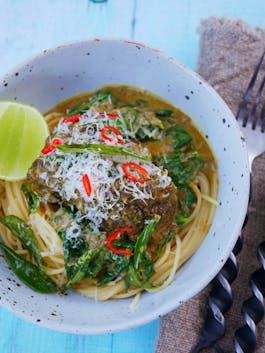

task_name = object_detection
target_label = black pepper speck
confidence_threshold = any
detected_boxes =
[185,95,190,100]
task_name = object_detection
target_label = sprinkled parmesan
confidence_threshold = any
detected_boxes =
[39,150,171,232]
[54,108,135,147]
[29,106,173,233]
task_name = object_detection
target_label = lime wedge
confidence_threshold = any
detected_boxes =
[0,101,49,181]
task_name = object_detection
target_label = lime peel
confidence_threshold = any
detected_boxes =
[0,101,49,181]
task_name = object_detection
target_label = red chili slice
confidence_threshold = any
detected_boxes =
[106,227,134,256]
[41,145,56,155]
[101,126,123,144]
[52,138,63,146]
[99,112,119,119]
[62,114,81,123]
[122,162,149,184]
[41,138,63,155]
[82,174,92,197]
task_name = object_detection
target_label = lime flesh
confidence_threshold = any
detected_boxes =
[0,101,49,181]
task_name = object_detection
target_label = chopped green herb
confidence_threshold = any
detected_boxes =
[57,143,150,161]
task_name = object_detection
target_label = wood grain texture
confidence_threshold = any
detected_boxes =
[0,1,264,352]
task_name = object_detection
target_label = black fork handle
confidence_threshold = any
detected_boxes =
[233,241,265,353]
[190,230,244,353]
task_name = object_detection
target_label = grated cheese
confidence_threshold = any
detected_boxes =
[39,108,172,233]
[54,108,135,147]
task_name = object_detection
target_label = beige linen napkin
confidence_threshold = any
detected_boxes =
[155,17,265,353]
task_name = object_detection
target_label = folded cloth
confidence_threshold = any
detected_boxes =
[155,17,265,353]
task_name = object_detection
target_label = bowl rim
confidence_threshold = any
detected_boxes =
[0,38,250,334]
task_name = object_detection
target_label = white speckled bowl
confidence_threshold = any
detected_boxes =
[0,39,249,334]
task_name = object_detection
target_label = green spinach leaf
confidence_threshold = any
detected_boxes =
[0,215,43,273]
[155,109,173,117]
[165,126,192,150]
[0,242,57,293]
[21,184,40,214]
[156,152,204,188]
[66,248,101,288]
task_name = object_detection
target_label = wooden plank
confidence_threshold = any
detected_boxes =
[0,307,113,353]
[112,321,159,353]
[0,0,135,77]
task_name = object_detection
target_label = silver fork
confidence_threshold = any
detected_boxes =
[191,49,265,353]
[237,50,265,169]
[233,50,265,353]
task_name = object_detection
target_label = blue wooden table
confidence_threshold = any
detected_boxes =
[0,1,264,352]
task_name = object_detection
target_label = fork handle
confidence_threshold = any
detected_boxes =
[190,230,244,353]
[233,241,265,353]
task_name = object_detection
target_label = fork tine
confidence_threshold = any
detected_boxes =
[251,73,265,130]
[260,100,265,132]
[236,50,265,126]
